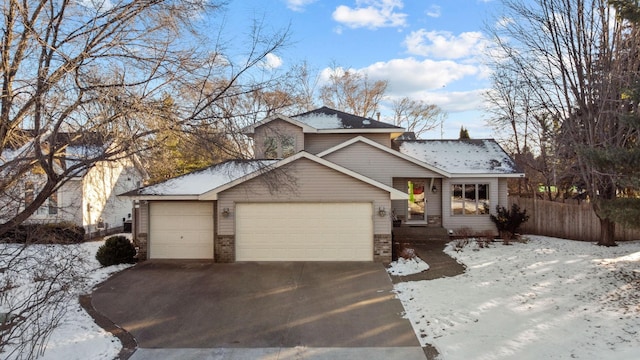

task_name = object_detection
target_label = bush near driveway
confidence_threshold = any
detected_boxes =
[96,236,136,266]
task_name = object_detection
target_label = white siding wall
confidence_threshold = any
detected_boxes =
[304,133,391,154]
[217,158,391,236]
[82,158,143,232]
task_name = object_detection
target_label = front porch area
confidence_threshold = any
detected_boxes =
[392,225,450,243]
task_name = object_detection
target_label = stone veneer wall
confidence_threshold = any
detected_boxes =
[427,215,442,226]
[215,235,235,263]
[135,233,148,260]
[373,234,392,263]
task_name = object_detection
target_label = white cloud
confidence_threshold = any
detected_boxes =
[361,57,479,93]
[404,30,489,59]
[285,0,316,12]
[426,5,441,18]
[261,53,283,69]
[332,0,407,30]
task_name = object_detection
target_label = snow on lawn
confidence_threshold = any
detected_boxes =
[1,236,133,360]
[394,235,640,360]
[387,257,430,276]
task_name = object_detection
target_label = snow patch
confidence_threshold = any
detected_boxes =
[387,257,430,276]
[295,113,345,129]
[394,236,640,359]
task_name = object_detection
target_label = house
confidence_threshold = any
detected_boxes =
[1,132,147,235]
[124,107,524,263]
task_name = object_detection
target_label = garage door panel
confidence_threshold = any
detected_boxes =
[150,201,214,259]
[236,203,373,261]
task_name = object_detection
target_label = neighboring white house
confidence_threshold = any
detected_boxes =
[1,132,147,235]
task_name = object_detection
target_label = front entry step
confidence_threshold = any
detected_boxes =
[392,226,449,243]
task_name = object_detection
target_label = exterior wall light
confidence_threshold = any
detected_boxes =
[378,207,387,217]
[222,208,230,217]
[432,186,438,193]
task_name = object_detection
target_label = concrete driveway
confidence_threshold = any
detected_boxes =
[91,261,425,359]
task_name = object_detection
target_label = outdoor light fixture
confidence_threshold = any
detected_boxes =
[432,186,437,193]
[378,207,387,217]
[222,208,230,217]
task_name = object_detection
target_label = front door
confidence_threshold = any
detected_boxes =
[407,180,426,222]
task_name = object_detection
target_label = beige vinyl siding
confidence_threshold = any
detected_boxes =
[304,133,390,154]
[498,178,508,207]
[254,119,304,158]
[442,178,499,233]
[322,142,440,185]
[217,158,390,235]
[391,178,442,222]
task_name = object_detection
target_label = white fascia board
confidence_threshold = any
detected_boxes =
[241,114,318,134]
[317,135,453,178]
[199,152,408,201]
[121,195,201,201]
[316,128,401,134]
[451,173,526,178]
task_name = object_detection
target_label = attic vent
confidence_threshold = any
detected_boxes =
[489,159,502,169]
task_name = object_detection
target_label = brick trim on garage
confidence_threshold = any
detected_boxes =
[374,234,392,263]
[215,235,235,263]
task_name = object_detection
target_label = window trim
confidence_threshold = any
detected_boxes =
[451,183,490,216]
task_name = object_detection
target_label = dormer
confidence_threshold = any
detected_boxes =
[242,115,310,159]
[242,107,405,157]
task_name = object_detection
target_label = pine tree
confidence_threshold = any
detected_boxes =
[459,126,470,139]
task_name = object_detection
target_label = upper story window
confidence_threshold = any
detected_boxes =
[25,181,58,216]
[264,135,296,159]
[451,183,489,215]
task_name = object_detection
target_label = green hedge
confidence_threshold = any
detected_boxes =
[0,222,86,244]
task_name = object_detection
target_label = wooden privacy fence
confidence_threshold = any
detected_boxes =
[508,196,640,242]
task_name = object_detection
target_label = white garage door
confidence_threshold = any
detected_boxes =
[149,201,214,259]
[236,203,373,261]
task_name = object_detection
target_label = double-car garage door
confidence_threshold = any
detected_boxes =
[236,203,373,261]
[149,201,374,261]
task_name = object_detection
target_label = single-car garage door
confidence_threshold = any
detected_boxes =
[149,201,214,259]
[235,203,373,261]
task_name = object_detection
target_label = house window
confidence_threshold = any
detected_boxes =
[281,136,295,157]
[451,183,489,215]
[48,191,58,215]
[264,136,296,159]
[264,137,278,159]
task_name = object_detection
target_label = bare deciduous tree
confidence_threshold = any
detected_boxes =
[391,97,446,138]
[319,67,388,118]
[487,0,640,245]
[0,0,289,234]
[0,0,289,357]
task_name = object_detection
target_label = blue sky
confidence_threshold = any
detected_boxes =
[219,0,504,139]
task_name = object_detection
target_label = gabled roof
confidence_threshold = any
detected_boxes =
[120,160,277,200]
[396,139,524,177]
[241,114,317,135]
[242,106,404,135]
[123,153,408,201]
[317,136,452,178]
[293,106,403,131]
